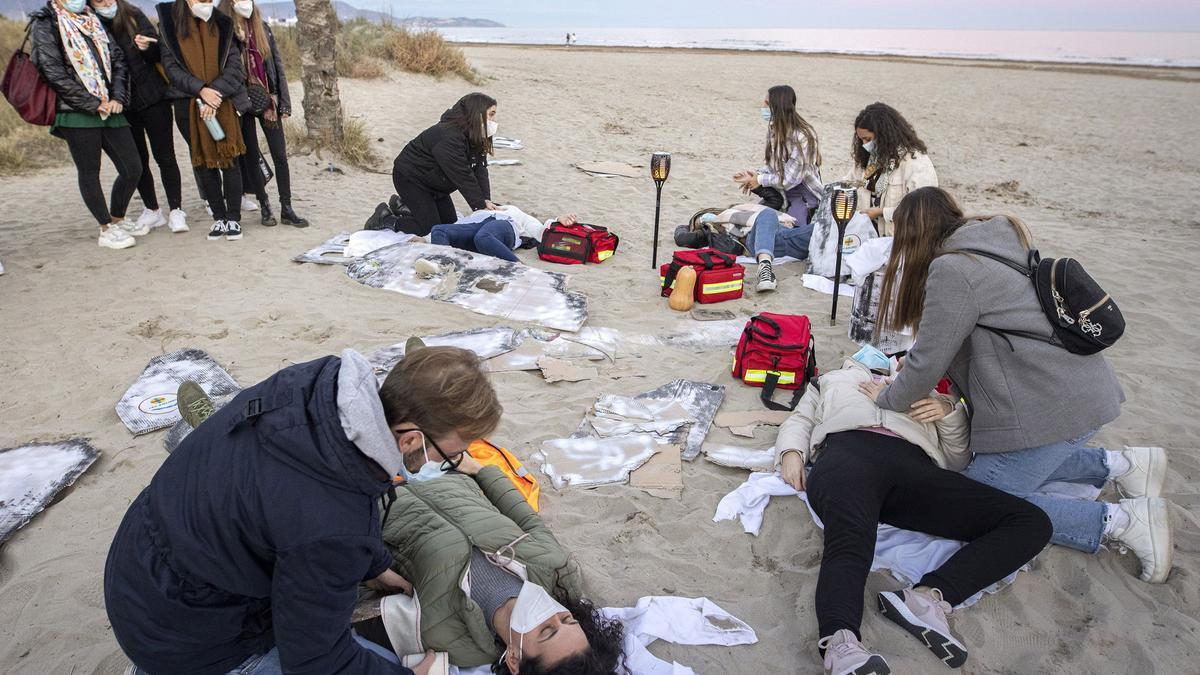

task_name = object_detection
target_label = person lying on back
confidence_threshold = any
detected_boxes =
[430,205,577,263]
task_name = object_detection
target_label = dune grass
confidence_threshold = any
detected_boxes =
[0,17,71,175]
[273,20,481,83]
[282,112,379,169]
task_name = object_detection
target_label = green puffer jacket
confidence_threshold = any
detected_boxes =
[380,466,584,667]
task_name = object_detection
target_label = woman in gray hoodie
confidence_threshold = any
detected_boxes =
[860,186,1172,585]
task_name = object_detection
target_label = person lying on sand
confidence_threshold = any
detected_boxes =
[104,346,502,675]
[430,205,576,263]
[777,345,1053,675]
[358,449,624,675]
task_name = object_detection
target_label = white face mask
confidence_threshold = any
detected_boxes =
[861,139,877,154]
[190,1,215,21]
[233,0,253,18]
[95,3,118,19]
[505,581,569,663]
[485,119,498,138]
[404,432,446,483]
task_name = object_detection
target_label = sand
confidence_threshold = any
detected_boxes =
[1,45,1198,674]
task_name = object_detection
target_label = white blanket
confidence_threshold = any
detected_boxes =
[451,596,757,675]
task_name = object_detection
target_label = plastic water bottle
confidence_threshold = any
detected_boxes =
[198,98,225,141]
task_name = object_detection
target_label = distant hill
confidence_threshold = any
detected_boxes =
[0,0,503,26]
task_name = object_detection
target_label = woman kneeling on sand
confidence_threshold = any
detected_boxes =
[778,348,1052,675]
[861,186,1173,585]
[365,450,624,675]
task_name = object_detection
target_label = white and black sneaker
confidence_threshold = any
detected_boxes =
[878,588,967,668]
[757,259,777,292]
[207,220,227,241]
[224,220,243,241]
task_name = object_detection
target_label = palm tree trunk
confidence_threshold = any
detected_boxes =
[292,0,343,144]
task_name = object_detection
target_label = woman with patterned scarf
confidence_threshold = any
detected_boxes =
[30,0,143,250]
[156,0,250,241]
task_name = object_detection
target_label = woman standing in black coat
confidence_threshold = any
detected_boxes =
[392,92,498,235]
[90,0,189,233]
[30,0,142,250]
[156,0,249,241]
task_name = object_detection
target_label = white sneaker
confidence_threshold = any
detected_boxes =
[757,260,777,292]
[207,221,227,241]
[1108,497,1173,583]
[818,629,890,675]
[0,258,5,275]
[241,195,259,211]
[1114,447,1167,499]
[99,226,136,249]
[136,207,167,230]
[115,219,151,237]
[225,220,243,241]
[878,588,967,668]
[168,209,190,233]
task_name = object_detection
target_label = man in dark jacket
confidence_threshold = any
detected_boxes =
[104,347,503,674]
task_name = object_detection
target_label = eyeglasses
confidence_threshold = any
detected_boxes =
[402,428,463,472]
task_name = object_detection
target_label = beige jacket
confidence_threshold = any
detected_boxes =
[841,152,938,235]
[775,359,970,472]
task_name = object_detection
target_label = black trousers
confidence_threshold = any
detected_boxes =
[239,115,293,205]
[121,100,182,215]
[172,98,242,223]
[60,124,143,226]
[392,173,455,236]
[806,430,1052,640]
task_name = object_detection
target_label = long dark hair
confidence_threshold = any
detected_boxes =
[851,102,927,170]
[442,92,496,156]
[875,187,1033,336]
[172,0,217,41]
[91,0,139,41]
[216,0,271,64]
[489,592,626,675]
[765,84,821,177]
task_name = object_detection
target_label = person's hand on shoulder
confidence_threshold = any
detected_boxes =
[484,200,501,211]
[557,214,578,226]
[780,450,806,491]
[365,568,413,596]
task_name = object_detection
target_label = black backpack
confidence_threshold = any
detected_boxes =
[958,248,1124,355]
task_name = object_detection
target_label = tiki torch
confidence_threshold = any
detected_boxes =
[650,152,671,269]
[830,186,858,325]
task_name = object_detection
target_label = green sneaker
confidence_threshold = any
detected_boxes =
[177,381,216,430]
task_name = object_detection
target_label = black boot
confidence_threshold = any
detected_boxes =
[260,197,278,227]
[280,202,309,228]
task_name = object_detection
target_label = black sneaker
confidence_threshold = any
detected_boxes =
[206,220,226,241]
[757,259,777,292]
[225,220,243,241]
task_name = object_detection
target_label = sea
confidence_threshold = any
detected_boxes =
[435,27,1200,68]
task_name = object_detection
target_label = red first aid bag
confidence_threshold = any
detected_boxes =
[732,313,818,411]
[659,248,745,304]
[537,222,619,264]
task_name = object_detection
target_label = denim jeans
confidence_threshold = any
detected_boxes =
[963,429,1110,553]
[430,216,519,262]
[744,208,814,260]
[130,634,399,675]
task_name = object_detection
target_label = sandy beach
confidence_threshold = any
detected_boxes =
[1,44,1198,673]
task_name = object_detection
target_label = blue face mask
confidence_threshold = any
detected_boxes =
[759,107,771,122]
[861,139,877,154]
[95,3,118,18]
[852,344,891,372]
[403,432,447,483]
[64,0,88,13]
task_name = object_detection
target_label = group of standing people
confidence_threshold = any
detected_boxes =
[29,0,306,250]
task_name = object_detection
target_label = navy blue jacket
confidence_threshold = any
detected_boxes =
[104,356,411,675]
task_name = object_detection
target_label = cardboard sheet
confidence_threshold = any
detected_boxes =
[629,444,683,497]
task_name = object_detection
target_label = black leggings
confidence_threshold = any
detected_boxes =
[121,100,182,215]
[392,174,455,236]
[806,430,1052,640]
[172,98,242,223]
[239,115,293,205]
[60,124,143,226]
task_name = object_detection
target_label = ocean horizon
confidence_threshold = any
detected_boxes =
[436,26,1200,68]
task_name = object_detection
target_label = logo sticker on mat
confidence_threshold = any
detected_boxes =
[841,234,862,256]
[138,393,178,415]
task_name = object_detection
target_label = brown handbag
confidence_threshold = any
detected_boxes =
[1,22,58,126]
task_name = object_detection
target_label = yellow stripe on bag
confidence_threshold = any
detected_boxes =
[702,280,743,294]
[742,369,797,385]
[597,249,614,261]
[659,275,674,289]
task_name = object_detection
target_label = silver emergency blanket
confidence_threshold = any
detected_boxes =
[533,435,662,489]
[347,242,588,332]
[0,439,99,543]
[586,396,695,437]
[368,327,523,382]
[703,444,777,472]
[570,379,725,462]
[292,232,354,265]
[116,348,240,435]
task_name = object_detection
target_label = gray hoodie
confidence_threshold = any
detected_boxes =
[876,216,1124,453]
[337,349,406,479]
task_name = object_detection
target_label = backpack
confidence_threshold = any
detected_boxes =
[537,222,618,264]
[659,248,744,304]
[731,313,819,411]
[673,208,749,256]
[957,248,1124,355]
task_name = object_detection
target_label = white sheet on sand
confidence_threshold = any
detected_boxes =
[345,230,418,258]
[714,472,1101,608]
[451,596,757,675]
[802,273,856,297]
